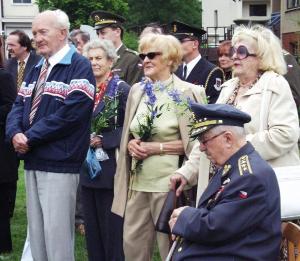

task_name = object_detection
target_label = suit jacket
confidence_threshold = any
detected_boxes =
[80,76,130,189]
[113,44,143,86]
[177,70,300,204]
[0,68,18,183]
[111,74,207,217]
[176,58,224,104]
[172,142,281,261]
[6,52,41,86]
[283,51,300,108]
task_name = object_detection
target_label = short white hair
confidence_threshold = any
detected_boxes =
[37,9,70,34]
[82,39,118,63]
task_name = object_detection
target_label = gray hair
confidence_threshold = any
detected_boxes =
[38,9,70,34]
[82,39,118,63]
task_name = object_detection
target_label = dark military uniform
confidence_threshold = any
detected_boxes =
[170,21,224,104]
[113,44,143,86]
[176,59,224,104]
[172,142,281,261]
[283,50,300,108]
[170,103,281,261]
[91,10,143,86]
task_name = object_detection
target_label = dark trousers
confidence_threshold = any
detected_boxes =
[0,182,14,253]
[75,184,84,225]
[8,181,17,218]
[81,186,124,261]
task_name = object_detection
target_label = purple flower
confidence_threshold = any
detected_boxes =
[106,75,120,98]
[168,89,182,103]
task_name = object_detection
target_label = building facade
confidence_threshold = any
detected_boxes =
[0,0,39,38]
[280,0,300,62]
[202,0,271,46]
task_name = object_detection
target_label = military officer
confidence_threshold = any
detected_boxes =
[168,103,281,261]
[171,21,224,103]
[91,10,143,86]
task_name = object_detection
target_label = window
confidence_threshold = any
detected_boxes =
[13,0,32,3]
[249,4,267,16]
[287,0,300,9]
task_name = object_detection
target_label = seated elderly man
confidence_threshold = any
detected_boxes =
[168,103,281,261]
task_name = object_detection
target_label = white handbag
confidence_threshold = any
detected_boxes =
[274,166,300,220]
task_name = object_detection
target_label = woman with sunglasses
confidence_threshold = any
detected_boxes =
[111,33,206,261]
[171,24,300,210]
[217,40,234,81]
[80,39,130,261]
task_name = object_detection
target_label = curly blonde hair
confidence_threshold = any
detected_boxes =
[138,33,183,72]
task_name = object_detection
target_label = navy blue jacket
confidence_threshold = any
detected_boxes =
[172,142,281,261]
[6,47,95,173]
[80,76,129,189]
[176,58,224,104]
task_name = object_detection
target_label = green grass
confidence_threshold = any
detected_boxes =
[7,163,161,261]
[7,162,88,261]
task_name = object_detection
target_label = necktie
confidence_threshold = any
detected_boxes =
[17,61,25,90]
[183,65,187,80]
[29,60,49,124]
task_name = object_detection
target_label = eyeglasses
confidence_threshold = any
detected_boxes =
[198,131,226,146]
[138,52,162,60]
[229,45,256,60]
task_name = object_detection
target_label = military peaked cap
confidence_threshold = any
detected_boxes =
[91,10,126,30]
[170,20,206,40]
[190,103,251,138]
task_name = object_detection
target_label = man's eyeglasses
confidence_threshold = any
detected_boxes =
[198,131,226,146]
[139,52,162,61]
[229,45,256,60]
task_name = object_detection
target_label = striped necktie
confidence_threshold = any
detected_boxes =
[17,61,25,90]
[29,60,49,124]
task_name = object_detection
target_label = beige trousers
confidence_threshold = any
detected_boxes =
[124,191,170,261]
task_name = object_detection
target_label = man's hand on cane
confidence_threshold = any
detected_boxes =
[169,206,188,240]
[170,173,188,197]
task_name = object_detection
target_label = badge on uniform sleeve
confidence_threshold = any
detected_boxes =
[214,78,222,91]
[239,191,248,199]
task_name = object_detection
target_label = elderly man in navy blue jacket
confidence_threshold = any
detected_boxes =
[6,9,95,261]
[168,103,281,261]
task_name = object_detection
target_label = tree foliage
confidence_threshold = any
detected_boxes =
[125,0,202,29]
[35,0,129,29]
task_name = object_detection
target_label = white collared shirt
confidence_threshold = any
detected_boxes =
[115,43,123,53]
[47,44,71,78]
[183,54,201,79]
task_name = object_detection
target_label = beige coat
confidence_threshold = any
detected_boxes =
[177,70,300,203]
[111,74,207,217]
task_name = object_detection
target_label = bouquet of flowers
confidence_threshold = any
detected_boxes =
[91,75,121,135]
[91,96,119,135]
[91,76,120,161]
[131,79,165,174]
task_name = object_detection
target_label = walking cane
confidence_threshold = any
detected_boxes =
[165,236,180,261]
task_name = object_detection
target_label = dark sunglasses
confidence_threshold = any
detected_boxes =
[229,45,256,60]
[139,52,162,60]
